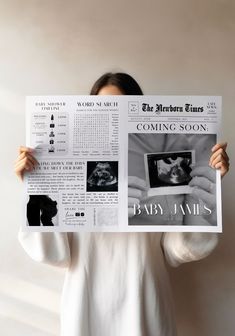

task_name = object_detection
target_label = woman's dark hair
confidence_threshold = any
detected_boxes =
[90,72,143,95]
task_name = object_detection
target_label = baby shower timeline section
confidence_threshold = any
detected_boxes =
[23,95,222,232]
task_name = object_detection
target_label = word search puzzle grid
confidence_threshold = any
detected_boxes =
[73,114,110,149]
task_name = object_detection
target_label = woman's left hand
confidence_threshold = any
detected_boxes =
[209,142,229,178]
[189,166,216,208]
[189,166,217,225]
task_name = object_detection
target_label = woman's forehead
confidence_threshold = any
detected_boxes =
[98,85,124,96]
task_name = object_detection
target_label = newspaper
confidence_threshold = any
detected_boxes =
[23,95,222,232]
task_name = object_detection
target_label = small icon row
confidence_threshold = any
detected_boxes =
[49,115,55,153]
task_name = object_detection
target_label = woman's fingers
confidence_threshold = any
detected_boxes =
[14,159,34,180]
[211,142,227,153]
[191,187,215,208]
[209,142,229,168]
[210,154,227,167]
[189,170,216,208]
[209,142,229,177]
[128,177,147,218]
[189,176,216,194]
[128,176,147,191]
[14,161,29,180]
[209,147,229,166]
[128,187,143,199]
[214,161,229,178]
[15,146,38,180]
[19,146,34,154]
[211,156,229,177]
[190,166,216,183]
[15,157,35,171]
[209,144,229,177]
[16,152,39,166]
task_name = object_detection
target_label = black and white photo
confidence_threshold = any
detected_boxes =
[145,150,195,195]
[27,194,58,226]
[128,132,217,227]
[86,161,118,192]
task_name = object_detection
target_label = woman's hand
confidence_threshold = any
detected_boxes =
[209,142,229,178]
[189,166,217,225]
[14,146,38,181]
[128,176,147,218]
[189,166,216,208]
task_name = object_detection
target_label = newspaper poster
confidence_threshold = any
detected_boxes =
[23,95,222,232]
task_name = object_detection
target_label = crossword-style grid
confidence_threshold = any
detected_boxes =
[73,113,110,149]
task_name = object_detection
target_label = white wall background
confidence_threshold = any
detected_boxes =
[0,0,235,335]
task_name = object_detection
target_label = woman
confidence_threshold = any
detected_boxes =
[15,73,229,336]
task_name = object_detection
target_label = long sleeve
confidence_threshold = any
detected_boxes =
[161,232,218,267]
[18,229,71,268]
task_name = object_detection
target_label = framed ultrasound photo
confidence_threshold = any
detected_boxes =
[144,150,195,196]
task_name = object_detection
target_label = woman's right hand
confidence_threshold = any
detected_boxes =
[14,146,38,181]
[128,176,147,218]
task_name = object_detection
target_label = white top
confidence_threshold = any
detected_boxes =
[18,231,218,336]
